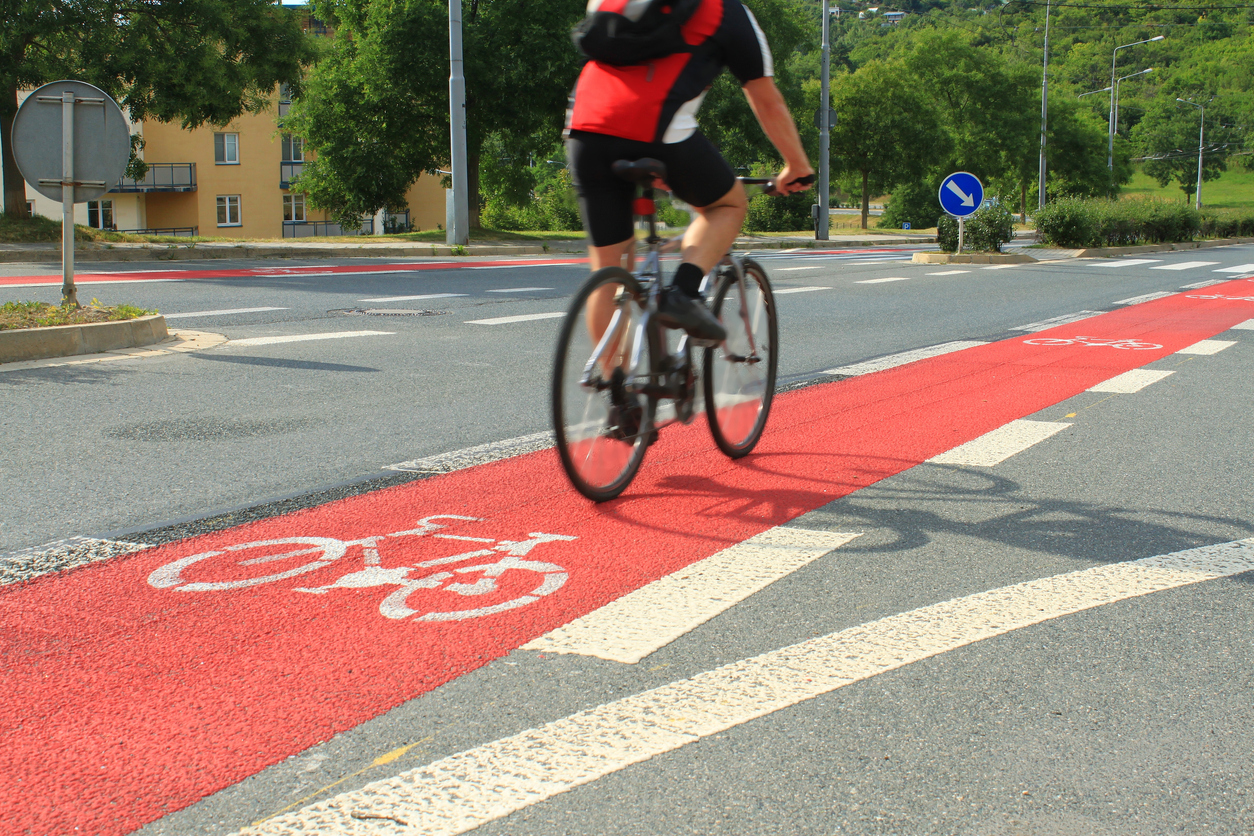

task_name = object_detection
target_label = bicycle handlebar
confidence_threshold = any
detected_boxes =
[739,173,816,197]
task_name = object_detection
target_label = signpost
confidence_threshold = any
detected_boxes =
[937,171,983,254]
[11,80,129,306]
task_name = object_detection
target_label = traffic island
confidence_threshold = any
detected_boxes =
[0,314,169,364]
[911,252,1036,265]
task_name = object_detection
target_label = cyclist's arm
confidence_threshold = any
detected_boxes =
[741,77,814,194]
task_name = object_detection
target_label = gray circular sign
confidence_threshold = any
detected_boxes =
[11,80,130,203]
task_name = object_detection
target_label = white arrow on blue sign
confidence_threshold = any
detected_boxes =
[938,171,984,218]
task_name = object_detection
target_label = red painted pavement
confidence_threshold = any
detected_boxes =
[1,281,1251,835]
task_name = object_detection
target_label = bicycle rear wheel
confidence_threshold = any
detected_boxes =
[703,258,778,458]
[552,267,656,501]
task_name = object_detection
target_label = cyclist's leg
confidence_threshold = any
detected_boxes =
[681,181,748,275]
[662,132,745,280]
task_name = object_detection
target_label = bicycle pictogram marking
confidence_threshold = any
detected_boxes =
[1022,335,1162,350]
[1186,294,1254,302]
[147,515,575,622]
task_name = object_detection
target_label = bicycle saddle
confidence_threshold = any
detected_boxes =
[612,158,667,185]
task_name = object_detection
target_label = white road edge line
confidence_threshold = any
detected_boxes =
[227,331,394,347]
[523,528,861,664]
[163,307,288,319]
[854,277,910,284]
[1176,339,1236,355]
[773,286,832,295]
[236,538,1254,836]
[466,312,565,325]
[927,419,1071,467]
[926,270,970,276]
[1181,279,1227,289]
[1115,291,1175,305]
[385,431,555,473]
[358,293,467,302]
[1012,311,1100,332]
[823,340,986,377]
[774,266,825,272]
[0,537,153,587]
[1087,369,1174,393]
[486,287,553,293]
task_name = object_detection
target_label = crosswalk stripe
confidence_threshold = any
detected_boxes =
[773,286,831,295]
[1177,339,1236,355]
[466,312,565,325]
[1233,319,1254,330]
[357,293,466,302]
[523,528,861,664]
[163,307,287,319]
[1214,264,1254,273]
[927,419,1071,466]
[1096,259,1160,268]
[486,287,553,293]
[235,539,1254,836]
[775,266,825,271]
[227,331,393,347]
[1088,369,1174,393]
[926,269,970,275]
[855,277,909,284]
[1151,261,1218,271]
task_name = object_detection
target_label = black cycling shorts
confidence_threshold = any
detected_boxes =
[566,129,737,247]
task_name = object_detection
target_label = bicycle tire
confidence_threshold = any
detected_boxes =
[703,258,778,458]
[552,267,656,502]
[147,536,346,591]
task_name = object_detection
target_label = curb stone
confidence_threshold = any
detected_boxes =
[911,252,1035,264]
[1071,237,1254,258]
[0,327,223,372]
[0,314,169,364]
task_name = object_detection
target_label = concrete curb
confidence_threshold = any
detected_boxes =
[1071,237,1254,258]
[0,314,168,364]
[0,243,581,263]
[911,252,1036,264]
[734,236,935,250]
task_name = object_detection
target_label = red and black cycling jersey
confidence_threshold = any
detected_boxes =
[567,0,774,145]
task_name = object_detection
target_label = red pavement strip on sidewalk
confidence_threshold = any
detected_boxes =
[2,280,1251,835]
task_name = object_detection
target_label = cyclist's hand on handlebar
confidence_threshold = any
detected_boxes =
[773,162,816,195]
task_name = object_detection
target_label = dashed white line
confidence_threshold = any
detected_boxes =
[236,538,1254,836]
[1096,259,1161,268]
[927,419,1071,467]
[227,331,393,347]
[1232,319,1254,330]
[1214,264,1254,273]
[163,307,288,319]
[1088,369,1175,393]
[486,287,553,293]
[773,286,832,295]
[1012,311,1100,332]
[855,277,910,284]
[981,264,1020,270]
[1177,339,1236,355]
[775,266,825,272]
[1151,261,1219,271]
[1115,291,1175,305]
[523,527,861,664]
[823,340,986,377]
[1182,279,1227,289]
[926,269,970,276]
[466,312,565,325]
[385,431,555,474]
[358,293,466,302]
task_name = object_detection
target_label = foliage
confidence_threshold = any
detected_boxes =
[743,190,815,232]
[481,164,582,232]
[0,0,315,215]
[0,300,157,331]
[878,180,942,229]
[1030,196,1230,247]
[1135,94,1240,201]
[936,202,1014,252]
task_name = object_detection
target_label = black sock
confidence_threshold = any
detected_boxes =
[672,262,705,297]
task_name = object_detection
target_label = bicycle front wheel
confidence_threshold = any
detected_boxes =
[703,258,778,458]
[552,267,655,502]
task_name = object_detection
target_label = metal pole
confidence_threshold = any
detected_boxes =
[61,91,77,307]
[1038,0,1050,211]
[448,0,469,246]
[817,0,830,241]
[1195,103,1204,211]
[957,217,964,254]
[1107,48,1117,187]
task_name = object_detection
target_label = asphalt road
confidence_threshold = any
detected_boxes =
[2,244,1252,836]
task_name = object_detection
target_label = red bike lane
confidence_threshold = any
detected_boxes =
[2,280,1251,835]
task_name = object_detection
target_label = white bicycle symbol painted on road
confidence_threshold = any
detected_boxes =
[1186,294,1254,302]
[148,515,574,622]
[1022,335,1162,350]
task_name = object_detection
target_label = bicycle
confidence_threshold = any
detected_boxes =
[1022,336,1162,350]
[552,159,808,502]
[147,515,575,622]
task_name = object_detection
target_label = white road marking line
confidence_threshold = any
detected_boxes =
[486,287,553,293]
[385,431,555,473]
[850,259,910,265]
[1233,319,1254,330]
[163,307,288,319]
[523,528,861,664]
[823,340,986,377]
[1012,311,1100,332]
[1214,264,1254,273]
[926,269,970,276]
[773,286,832,295]
[1115,291,1175,305]
[469,264,558,270]
[1,278,183,288]
[466,312,565,325]
[358,293,466,302]
[237,539,1254,836]
[775,266,825,272]
[982,264,1020,270]
[1177,339,1236,355]
[927,419,1071,467]
[0,537,153,587]
[1151,261,1219,271]
[227,331,393,347]
[855,277,910,284]
[1182,279,1227,289]
[1095,259,1161,268]
[1088,369,1175,393]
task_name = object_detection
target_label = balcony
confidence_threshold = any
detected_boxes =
[282,219,375,238]
[280,161,304,190]
[113,163,196,193]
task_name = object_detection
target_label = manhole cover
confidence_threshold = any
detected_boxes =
[334,308,450,317]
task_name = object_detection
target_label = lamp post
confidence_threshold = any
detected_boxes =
[448,0,469,246]
[1176,97,1205,210]
[1037,0,1051,211]
[1078,86,1112,98]
[1113,68,1153,142]
[818,0,830,240]
[1108,36,1164,184]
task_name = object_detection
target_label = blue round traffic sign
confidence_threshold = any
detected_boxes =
[938,171,984,218]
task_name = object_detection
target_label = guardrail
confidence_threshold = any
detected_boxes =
[117,227,199,237]
[282,219,375,238]
[113,163,196,193]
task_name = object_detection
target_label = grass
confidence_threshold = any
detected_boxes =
[0,300,158,331]
[1121,164,1254,211]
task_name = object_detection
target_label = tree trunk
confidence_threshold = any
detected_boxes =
[1020,183,1027,224]
[860,170,869,230]
[1,77,30,218]
[468,148,480,230]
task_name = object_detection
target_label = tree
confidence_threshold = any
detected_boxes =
[1136,95,1238,203]
[0,0,314,217]
[826,60,950,228]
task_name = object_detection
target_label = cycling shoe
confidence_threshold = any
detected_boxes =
[657,289,726,344]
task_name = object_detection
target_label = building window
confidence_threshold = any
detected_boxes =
[281,133,304,162]
[214,133,239,164]
[26,201,35,215]
[283,194,306,223]
[87,199,115,230]
[279,83,294,103]
[216,195,242,226]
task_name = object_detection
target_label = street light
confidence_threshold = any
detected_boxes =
[1078,86,1112,98]
[1037,0,1051,211]
[1113,68,1153,139]
[1109,36,1164,179]
[1177,97,1206,210]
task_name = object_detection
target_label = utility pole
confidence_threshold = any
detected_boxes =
[817,0,831,241]
[448,0,469,246]
[1037,0,1050,211]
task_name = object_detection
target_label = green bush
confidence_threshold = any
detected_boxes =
[1030,197,1248,248]
[936,201,1014,253]
[877,180,942,230]
[744,190,814,232]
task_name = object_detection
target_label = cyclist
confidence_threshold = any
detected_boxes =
[566,0,815,344]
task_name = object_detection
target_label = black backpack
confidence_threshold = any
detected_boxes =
[572,0,704,66]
